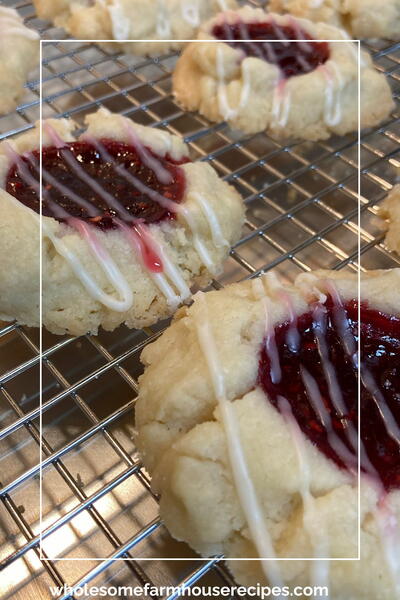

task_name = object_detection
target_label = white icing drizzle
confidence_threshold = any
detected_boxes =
[3,142,41,196]
[122,123,173,185]
[238,21,264,60]
[312,303,346,416]
[238,58,253,111]
[109,0,230,40]
[321,279,400,591]
[301,281,400,484]
[213,16,356,133]
[278,395,331,592]
[263,39,278,64]
[310,302,380,477]
[91,125,230,264]
[155,0,171,38]
[44,124,192,306]
[87,135,178,213]
[326,283,358,360]
[218,20,297,128]
[281,292,300,352]
[252,278,282,384]
[296,53,313,72]
[191,191,229,250]
[221,20,234,41]
[5,189,133,312]
[320,62,343,127]
[327,281,400,446]
[5,141,133,312]
[0,7,39,40]
[149,234,192,304]
[23,147,139,311]
[271,79,292,128]
[300,365,358,473]
[269,17,290,47]
[360,365,400,444]
[7,150,72,223]
[44,124,139,221]
[216,44,239,120]
[7,114,229,313]
[216,0,229,10]
[194,291,283,588]
[149,271,181,307]
[116,219,190,308]
[287,16,314,55]
[264,273,357,472]
[213,13,366,135]
[178,205,218,274]
[260,272,399,592]
[262,275,359,475]
[27,151,100,218]
[191,270,399,592]
[108,0,232,40]
[262,273,300,352]
[63,218,134,311]
[87,134,226,277]
[108,0,131,40]
[216,43,254,121]
[180,0,201,27]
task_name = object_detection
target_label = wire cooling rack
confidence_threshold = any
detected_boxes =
[0,0,399,598]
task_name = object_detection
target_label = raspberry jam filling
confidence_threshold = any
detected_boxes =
[259,299,400,490]
[212,21,330,78]
[6,140,187,229]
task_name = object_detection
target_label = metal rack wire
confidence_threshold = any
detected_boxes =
[0,1,399,598]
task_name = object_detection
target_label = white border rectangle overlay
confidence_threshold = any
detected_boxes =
[39,38,362,562]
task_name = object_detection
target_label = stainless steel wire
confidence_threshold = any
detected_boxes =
[0,1,399,598]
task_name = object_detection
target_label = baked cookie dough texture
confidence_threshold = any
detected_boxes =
[173,7,394,139]
[0,7,39,116]
[269,0,400,40]
[136,268,400,599]
[380,184,400,254]
[0,109,244,336]
[33,0,238,55]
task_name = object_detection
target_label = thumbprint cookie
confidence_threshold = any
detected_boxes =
[0,7,39,116]
[0,108,244,335]
[33,0,238,55]
[136,268,400,598]
[172,7,394,139]
[269,0,400,41]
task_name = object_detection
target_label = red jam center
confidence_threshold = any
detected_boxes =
[212,21,330,78]
[6,140,187,229]
[259,299,400,491]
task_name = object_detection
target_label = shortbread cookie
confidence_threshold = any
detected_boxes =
[173,7,394,139]
[136,268,400,598]
[0,7,39,116]
[269,0,400,40]
[0,108,244,336]
[33,0,238,55]
[379,184,400,254]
